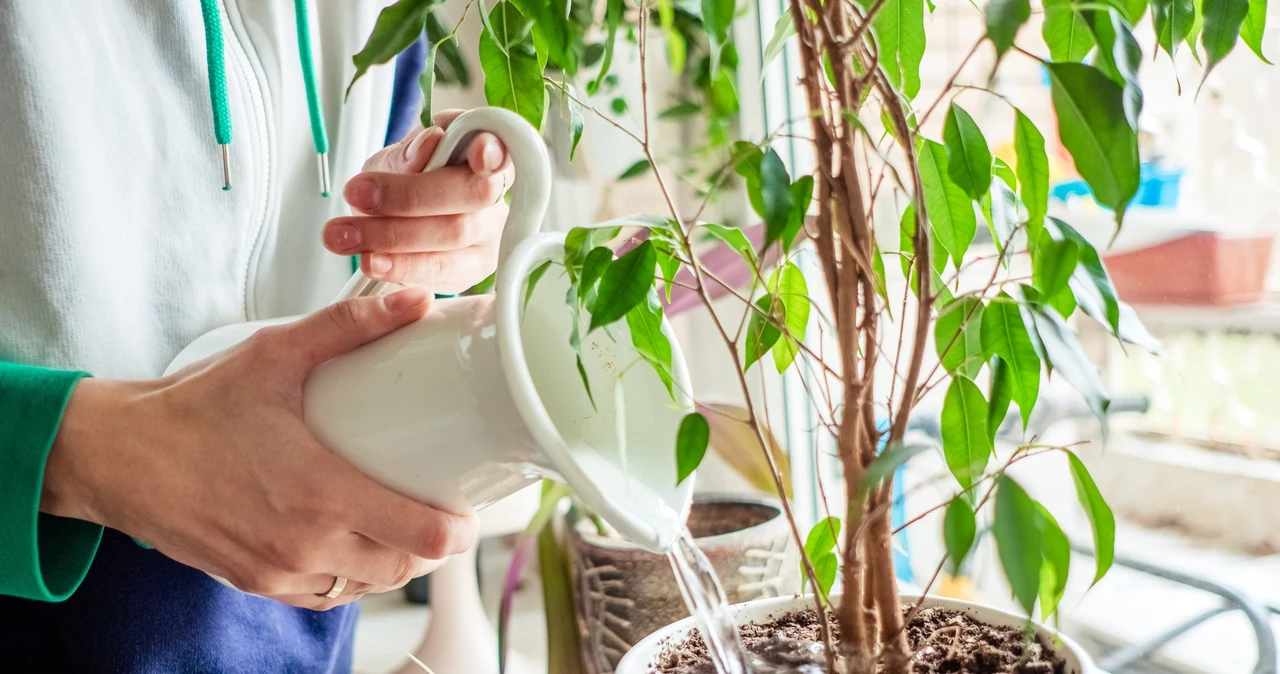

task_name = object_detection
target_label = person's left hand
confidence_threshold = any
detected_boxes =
[323,109,513,294]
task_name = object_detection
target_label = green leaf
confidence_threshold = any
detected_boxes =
[348,0,434,99]
[784,176,814,250]
[588,0,625,95]
[659,100,702,119]
[862,443,930,495]
[576,355,596,409]
[590,240,657,330]
[944,497,977,574]
[1068,451,1116,584]
[426,9,471,87]
[703,0,737,75]
[1153,0,1196,60]
[936,297,985,377]
[1031,229,1080,298]
[1087,10,1144,130]
[1046,63,1140,226]
[987,179,1019,267]
[770,263,810,373]
[759,148,794,247]
[941,375,993,491]
[993,475,1043,616]
[982,297,1041,428]
[700,223,758,264]
[872,243,890,306]
[419,46,438,129]
[1043,0,1097,62]
[1200,0,1249,83]
[1186,0,1205,61]
[1045,218,1119,329]
[811,551,838,602]
[1051,285,1078,318]
[744,295,782,371]
[626,293,676,397]
[1123,0,1150,22]
[676,412,710,485]
[992,157,1018,191]
[899,204,916,278]
[944,103,994,200]
[654,242,682,303]
[564,226,621,268]
[1241,0,1271,63]
[919,139,978,266]
[988,356,1014,438]
[524,260,554,314]
[761,14,798,76]
[1013,110,1050,229]
[986,0,1032,58]
[1027,304,1111,425]
[857,0,927,98]
[1036,503,1071,621]
[480,2,547,131]
[618,159,652,180]
[804,516,842,556]
[520,0,579,76]
[563,84,586,161]
[578,246,613,303]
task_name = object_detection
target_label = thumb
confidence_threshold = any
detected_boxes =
[361,126,445,174]
[285,288,431,370]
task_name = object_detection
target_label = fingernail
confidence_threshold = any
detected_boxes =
[324,223,361,252]
[384,288,429,313]
[403,128,432,162]
[345,178,381,211]
[482,140,504,173]
[368,254,392,276]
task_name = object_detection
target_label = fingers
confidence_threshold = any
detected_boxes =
[266,289,430,370]
[339,469,479,564]
[323,210,504,256]
[360,245,500,294]
[361,126,444,174]
[344,166,507,217]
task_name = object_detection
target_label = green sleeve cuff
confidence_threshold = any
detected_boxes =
[0,362,103,601]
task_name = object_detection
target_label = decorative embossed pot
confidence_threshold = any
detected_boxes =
[569,494,798,674]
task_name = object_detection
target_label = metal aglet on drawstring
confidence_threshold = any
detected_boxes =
[221,144,233,190]
[316,152,331,197]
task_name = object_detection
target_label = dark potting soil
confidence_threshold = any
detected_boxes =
[685,501,779,539]
[651,605,1066,673]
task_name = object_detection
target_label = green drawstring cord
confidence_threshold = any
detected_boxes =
[197,0,233,190]
[292,0,332,196]
[198,0,332,196]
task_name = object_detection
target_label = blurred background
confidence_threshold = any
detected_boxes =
[350,1,1280,672]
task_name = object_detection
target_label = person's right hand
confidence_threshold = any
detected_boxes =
[39,288,478,610]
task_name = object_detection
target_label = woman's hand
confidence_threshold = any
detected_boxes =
[41,289,478,610]
[323,109,514,294]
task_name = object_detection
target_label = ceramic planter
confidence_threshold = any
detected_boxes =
[570,495,799,674]
[615,593,1098,674]
[1103,231,1275,306]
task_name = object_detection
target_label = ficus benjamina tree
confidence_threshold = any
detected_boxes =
[352,0,1268,670]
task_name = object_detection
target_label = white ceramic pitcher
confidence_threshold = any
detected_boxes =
[166,108,695,553]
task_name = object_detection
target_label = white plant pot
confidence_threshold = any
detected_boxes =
[615,593,1098,674]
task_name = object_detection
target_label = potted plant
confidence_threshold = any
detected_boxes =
[349,0,1268,670]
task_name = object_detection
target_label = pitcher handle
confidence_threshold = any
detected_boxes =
[335,107,553,301]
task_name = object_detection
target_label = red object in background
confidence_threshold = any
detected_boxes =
[1103,232,1275,305]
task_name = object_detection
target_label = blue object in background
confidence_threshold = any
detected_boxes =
[1051,161,1183,209]
[873,418,914,585]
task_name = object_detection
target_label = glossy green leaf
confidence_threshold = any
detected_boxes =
[1122,0,1150,22]
[520,0,579,76]
[1087,10,1144,129]
[1036,503,1071,621]
[1200,0,1249,83]
[732,142,767,217]
[944,497,977,574]
[1013,110,1050,229]
[618,159,652,180]
[590,240,656,330]
[524,260,555,314]
[784,176,814,250]
[760,148,794,247]
[348,0,434,99]
[480,2,546,130]
[1186,0,1205,61]
[676,412,710,485]
[936,297,985,378]
[811,551,838,602]
[862,442,930,495]
[627,294,675,397]
[1241,0,1271,63]
[804,516,842,556]
[576,355,595,409]
[1051,285,1078,319]
[988,356,1014,438]
[770,263,810,373]
[419,46,438,129]
[744,295,782,371]
[564,226,621,268]
[426,9,471,87]
[986,0,1032,58]
[993,475,1043,616]
[857,0,927,98]
[1153,0,1196,59]
[563,83,585,161]
[703,0,736,74]
[578,246,613,303]
[1032,229,1080,298]
[1068,451,1116,584]
[941,375,993,491]
[701,223,758,264]
[655,242,681,303]
[872,244,890,306]
[983,297,1041,428]
[1046,63,1140,225]
[993,157,1018,191]
[1045,218,1119,330]
[944,103,994,200]
[1043,0,1096,62]
[761,14,798,77]
[919,139,977,266]
[1027,304,1111,425]
[899,204,917,278]
[987,179,1019,267]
